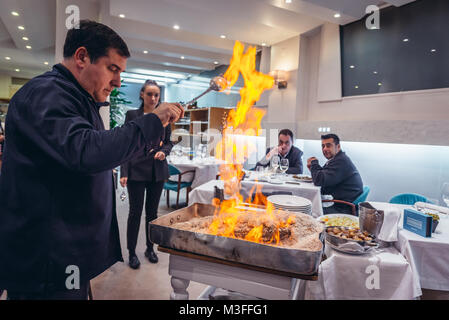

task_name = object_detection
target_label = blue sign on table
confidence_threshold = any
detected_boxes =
[403,208,432,237]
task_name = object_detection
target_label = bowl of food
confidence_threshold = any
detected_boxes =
[318,214,359,228]
[325,226,378,255]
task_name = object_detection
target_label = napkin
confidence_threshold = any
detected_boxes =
[376,204,401,242]
[414,202,449,215]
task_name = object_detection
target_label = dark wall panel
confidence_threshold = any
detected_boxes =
[341,0,449,97]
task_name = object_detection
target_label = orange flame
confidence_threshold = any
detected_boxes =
[208,41,296,245]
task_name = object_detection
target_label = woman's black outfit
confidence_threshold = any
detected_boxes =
[120,107,172,263]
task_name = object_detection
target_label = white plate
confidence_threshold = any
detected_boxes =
[325,240,375,255]
[317,214,359,227]
[267,178,283,184]
[267,195,312,207]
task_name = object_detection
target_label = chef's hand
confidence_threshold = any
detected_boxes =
[307,157,318,170]
[120,177,128,188]
[153,102,184,127]
[265,146,279,160]
[154,151,166,161]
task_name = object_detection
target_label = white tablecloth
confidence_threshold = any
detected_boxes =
[189,177,323,217]
[303,246,420,300]
[168,157,223,189]
[370,202,449,291]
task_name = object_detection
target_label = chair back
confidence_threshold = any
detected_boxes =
[168,164,181,177]
[389,193,430,205]
[353,186,370,205]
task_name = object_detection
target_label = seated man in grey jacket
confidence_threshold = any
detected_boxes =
[255,129,303,174]
[307,134,363,214]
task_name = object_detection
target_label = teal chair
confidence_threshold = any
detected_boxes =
[322,186,370,216]
[389,193,432,205]
[164,164,195,209]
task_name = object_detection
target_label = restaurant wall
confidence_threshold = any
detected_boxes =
[295,23,449,146]
[263,35,301,147]
[297,139,449,205]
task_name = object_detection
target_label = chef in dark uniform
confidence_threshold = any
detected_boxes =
[0,20,183,299]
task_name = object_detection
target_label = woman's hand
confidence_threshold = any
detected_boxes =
[154,151,166,161]
[120,177,128,188]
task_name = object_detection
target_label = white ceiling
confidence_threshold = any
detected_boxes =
[0,0,416,80]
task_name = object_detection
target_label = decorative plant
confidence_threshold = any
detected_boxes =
[109,83,132,128]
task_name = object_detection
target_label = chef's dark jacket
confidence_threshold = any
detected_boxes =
[310,151,363,214]
[0,64,165,292]
[120,108,173,182]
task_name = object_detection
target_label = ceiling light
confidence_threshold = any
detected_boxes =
[350,65,355,69]
[286,0,292,3]
[121,72,178,83]
[378,82,382,86]
[180,56,185,60]
[130,68,187,79]
[403,38,409,42]
[431,49,436,53]
[355,85,359,89]
[5,57,11,60]
[119,14,125,18]
[261,43,267,46]
[173,25,180,30]
[18,25,25,30]
[143,50,148,54]
[214,61,219,65]
[334,13,341,18]
[15,69,20,72]
[22,37,29,41]
[220,35,226,39]
[373,71,378,74]
[11,11,19,16]
[26,45,32,49]
[44,62,49,65]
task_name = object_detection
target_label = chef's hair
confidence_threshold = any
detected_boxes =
[321,134,340,145]
[139,80,162,109]
[63,20,130,63]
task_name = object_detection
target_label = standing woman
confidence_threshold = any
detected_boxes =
[120,80,172,269]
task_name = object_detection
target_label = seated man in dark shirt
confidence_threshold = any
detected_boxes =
[307,134,363,214]
[255,129,303,174]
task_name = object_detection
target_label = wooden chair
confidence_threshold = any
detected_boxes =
[322,186,370,216]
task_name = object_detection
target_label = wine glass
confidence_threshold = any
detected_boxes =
[279,158,289,177]
[199,144,207,159]
[442,182,449,207]
[270,155,280,175]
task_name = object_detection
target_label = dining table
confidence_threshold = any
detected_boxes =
[300,201,449,299]
[188,172,324,217]
[162,173,449,299]
[167,156,225,189]
[369,202,449,292]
